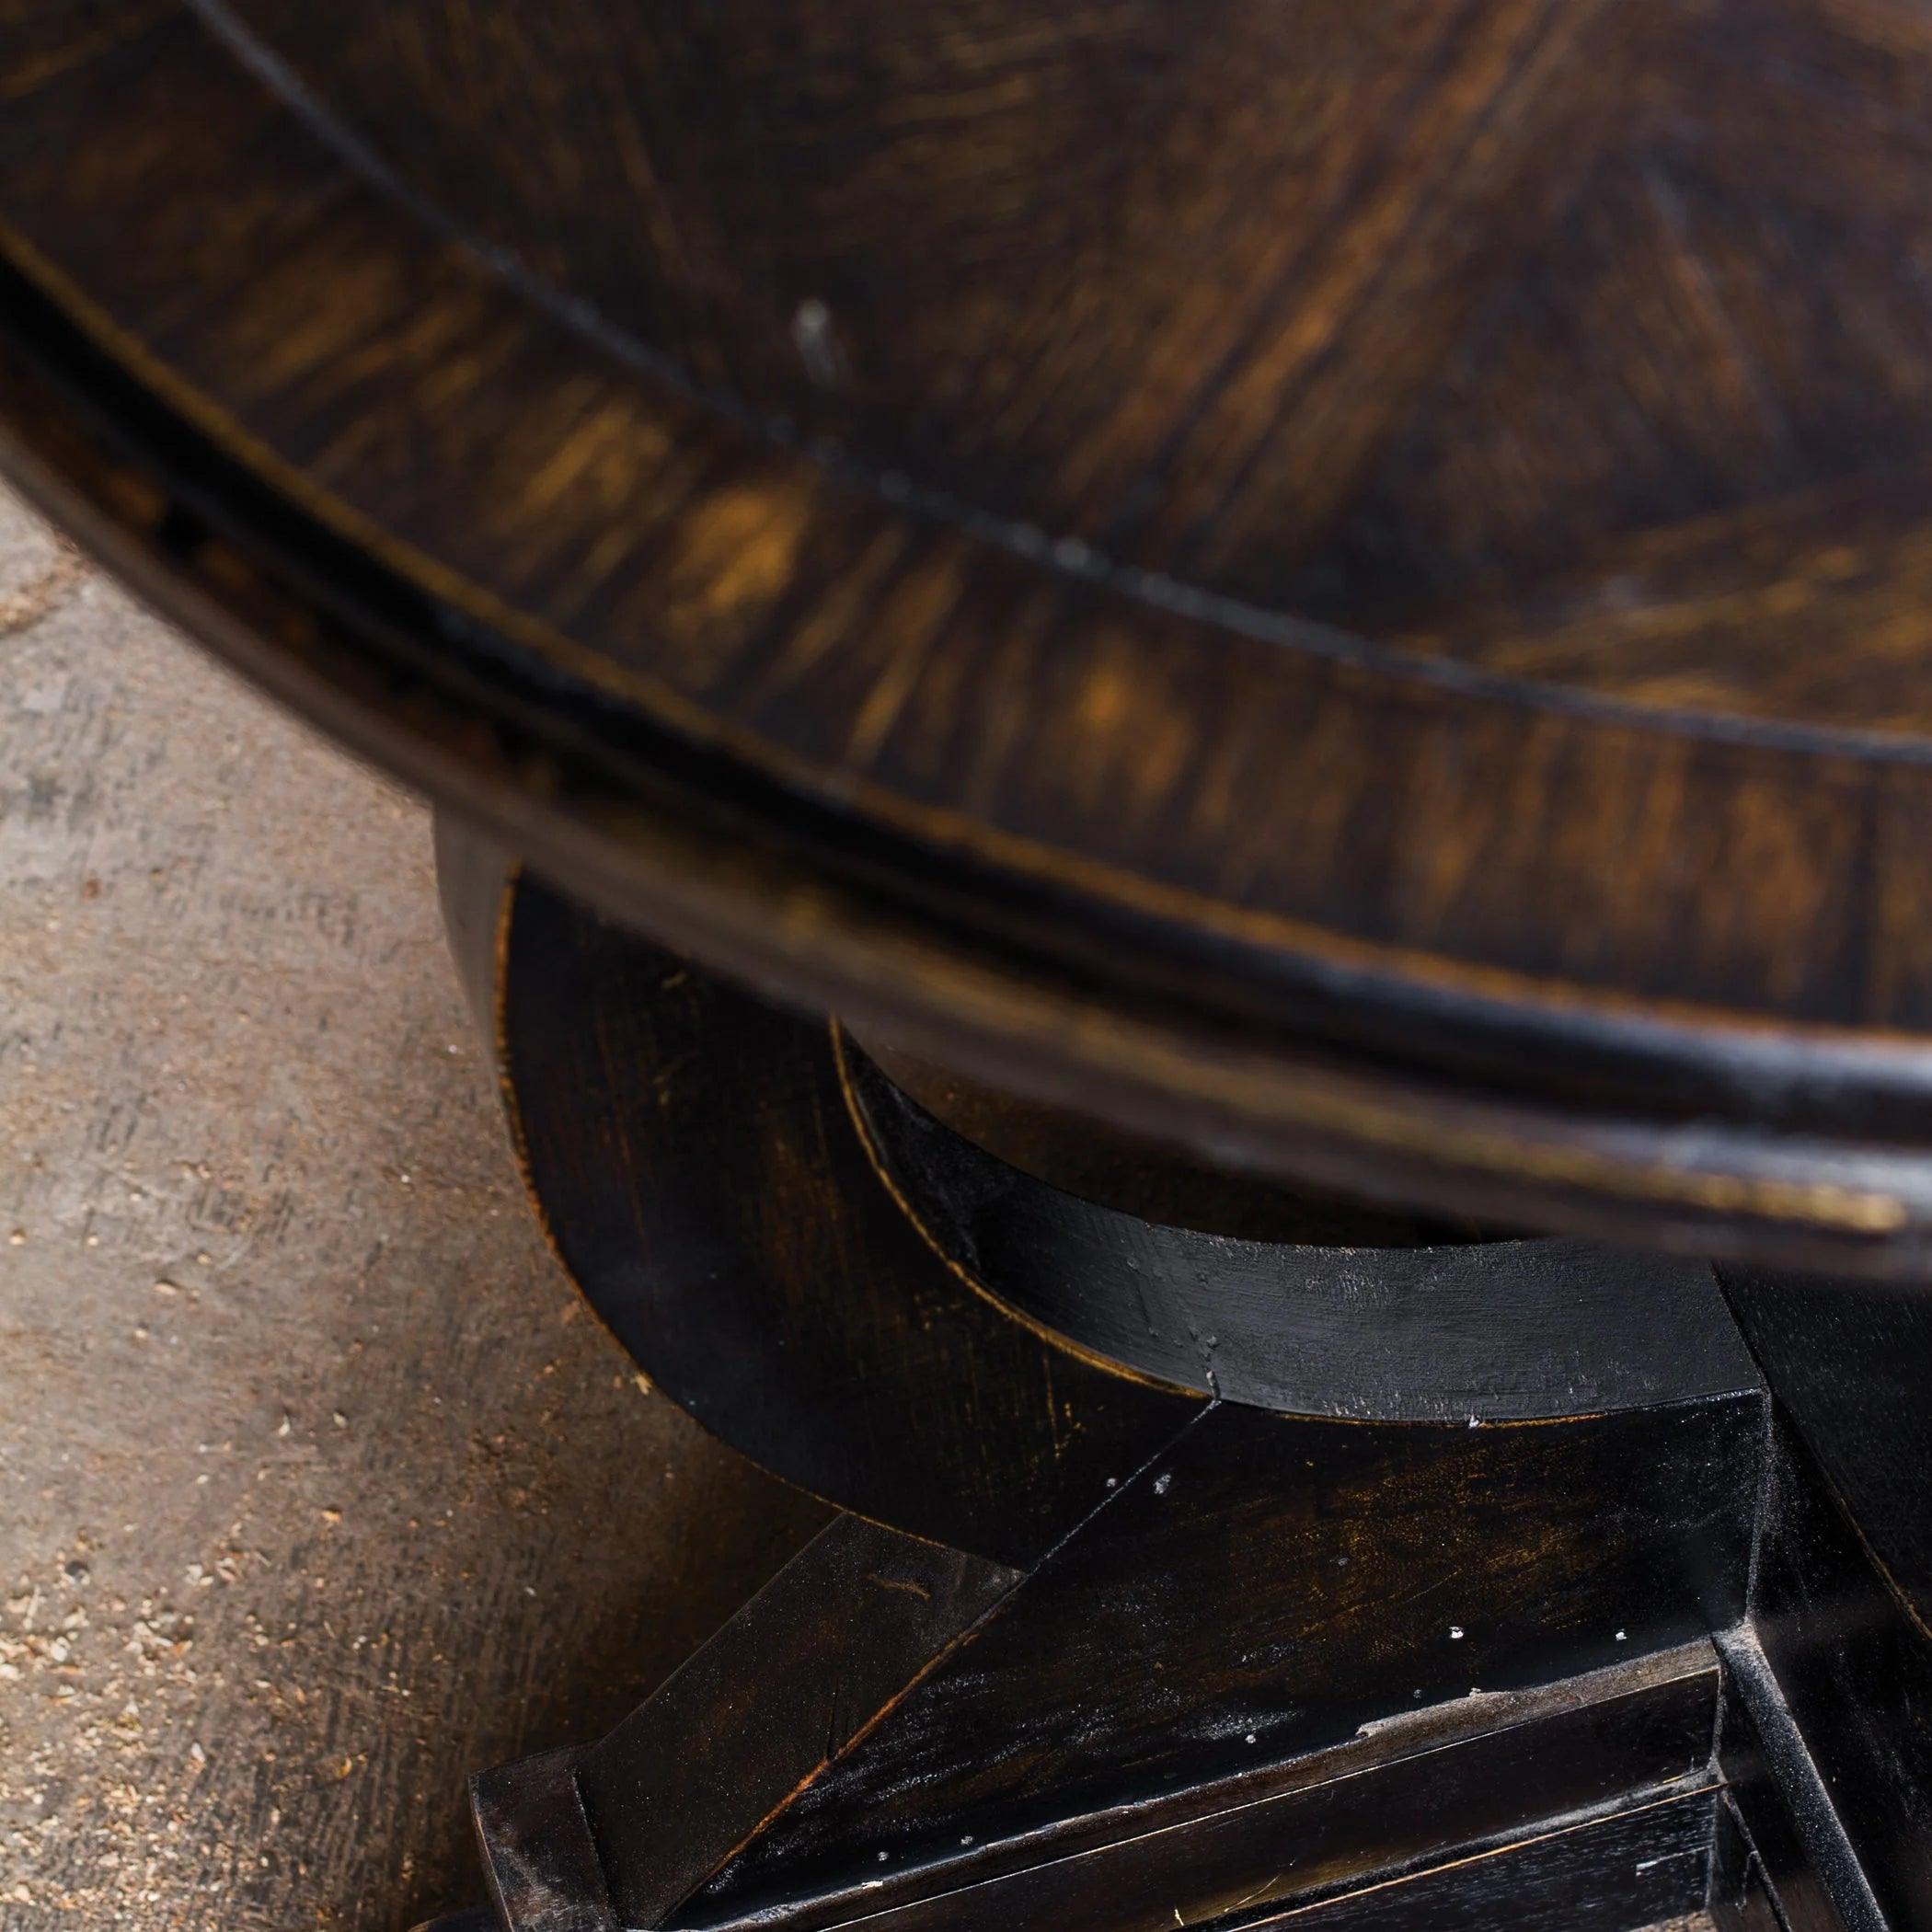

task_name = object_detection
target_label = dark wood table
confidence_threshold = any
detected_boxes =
[3,1,1930,1926]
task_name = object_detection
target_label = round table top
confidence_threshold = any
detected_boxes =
[6,0,1932,1268]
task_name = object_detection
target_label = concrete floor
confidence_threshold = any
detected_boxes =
[0,484,825,1929]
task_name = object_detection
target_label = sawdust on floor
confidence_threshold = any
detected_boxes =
[0,483,825,1930]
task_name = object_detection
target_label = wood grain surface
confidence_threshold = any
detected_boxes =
[8,0,1932,1260]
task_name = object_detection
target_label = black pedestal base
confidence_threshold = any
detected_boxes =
[425,842,1932,1932]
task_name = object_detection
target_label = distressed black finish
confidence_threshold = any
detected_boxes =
[476,1668,1721,1932]
[1711,1271,1932,1928]
[849,1040,1757,1420]
[1248,1795,1719,1932]
[494,864,1201,1567]
[431,868,1932,1932]
[1720,1270,1932,1620]
[576,1516,1020,1928]
[1724,1432,1932,1930]
[686,1406,1753,1920]
[1709,1799,1788,1932]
